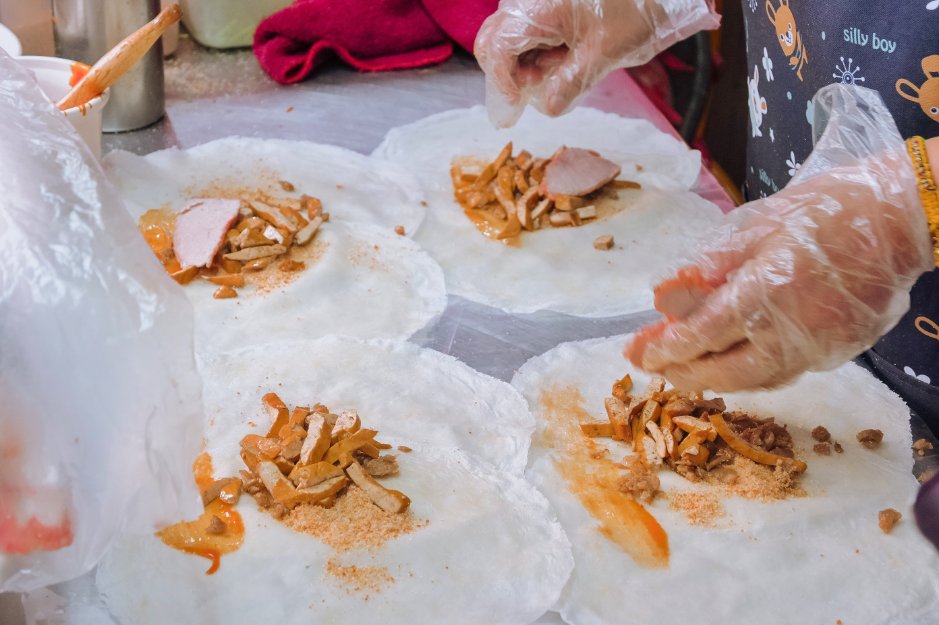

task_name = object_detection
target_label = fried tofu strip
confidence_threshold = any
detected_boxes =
[709,412,807,473]
[299,413,332,465]
[346,460,411,513]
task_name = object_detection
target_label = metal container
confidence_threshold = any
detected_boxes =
[52,0,163,132]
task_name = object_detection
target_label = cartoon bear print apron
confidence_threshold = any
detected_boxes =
[742,0,939,421]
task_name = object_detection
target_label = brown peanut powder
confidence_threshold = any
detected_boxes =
[282,485,427,553]
[703,455,806,502]
[668,491,726,527]
[325,558,395,595]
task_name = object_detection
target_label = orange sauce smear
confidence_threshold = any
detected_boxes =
[156,452,244,575]
[68,62,91,87]
[139,207,181,274]
[463,207,518,244]
[539,386,669,568]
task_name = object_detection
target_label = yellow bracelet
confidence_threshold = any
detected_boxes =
[906,136,939,268]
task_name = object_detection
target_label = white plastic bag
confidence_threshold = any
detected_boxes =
[0,50,203,592]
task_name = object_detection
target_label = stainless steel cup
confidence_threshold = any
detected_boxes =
[52,0,164,132]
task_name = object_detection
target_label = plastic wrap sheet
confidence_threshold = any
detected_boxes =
[0,51,203,592]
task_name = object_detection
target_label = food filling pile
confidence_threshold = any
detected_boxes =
[580,374,809,505]
[139,186,326,298]
[237,393,411,518]
[451,143,639,242]
[161,393,421,586]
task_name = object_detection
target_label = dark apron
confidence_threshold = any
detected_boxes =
[741,0,939,423]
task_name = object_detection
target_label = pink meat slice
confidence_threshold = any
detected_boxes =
[172,199,241,269]
[540,147,622,197]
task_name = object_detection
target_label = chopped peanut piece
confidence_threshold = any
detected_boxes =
[279,180,295,192]
[879,508,902,534]
[857,429,884,450]
[213,285,237,299]
[394,225,406,236]
[812,426,831,442]
[593,234,614,250]
[205,515,227,535]
[913,438,934,456]
[364,455,400,477]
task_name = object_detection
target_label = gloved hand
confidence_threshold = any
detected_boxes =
[474,0,719,126]
[627,85,935,392]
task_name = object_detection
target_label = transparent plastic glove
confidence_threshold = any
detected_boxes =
[475,0,719,127]
[0,51,202,592]
[626,85,934,392]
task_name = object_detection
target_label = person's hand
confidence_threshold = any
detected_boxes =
[474,0,719,126]
[626,145,934,392]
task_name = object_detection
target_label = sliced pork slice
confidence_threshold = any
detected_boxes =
[539,147,622,198]
[172,199,241,270]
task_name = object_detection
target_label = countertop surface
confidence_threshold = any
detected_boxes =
[2,33,936,625]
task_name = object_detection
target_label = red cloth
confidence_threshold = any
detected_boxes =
[422,0,497,53]
[254,0,496,85]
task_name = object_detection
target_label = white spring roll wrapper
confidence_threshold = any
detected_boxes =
[513,334,939,625]
[90,337,572,625]
[104,139,447,359]
[373,106,724,316]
